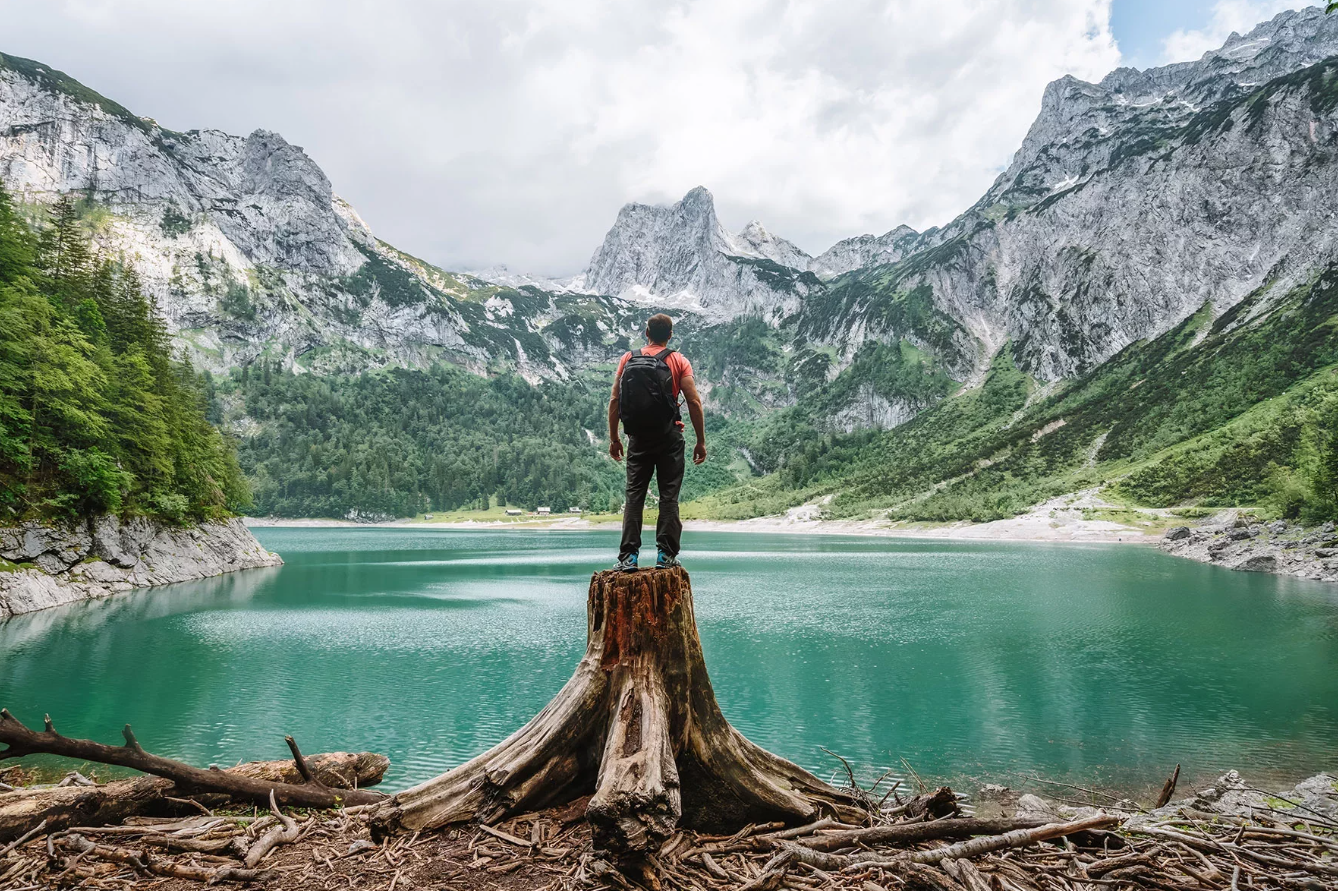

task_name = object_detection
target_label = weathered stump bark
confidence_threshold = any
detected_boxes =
[370,568,864,854]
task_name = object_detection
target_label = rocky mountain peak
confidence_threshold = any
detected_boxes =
[809,225,921,279]
[583,187,818,317]
[0,52,643,377]
[729,219,813,269]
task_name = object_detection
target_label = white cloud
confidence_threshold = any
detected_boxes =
[1160,1,1305,64]
[4,1,1120,274]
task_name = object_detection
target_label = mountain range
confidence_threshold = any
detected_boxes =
[2,6,1337,523]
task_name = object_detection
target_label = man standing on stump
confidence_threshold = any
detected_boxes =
[609,313,706,571]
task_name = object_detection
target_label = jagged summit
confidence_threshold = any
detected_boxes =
[730,219,813,269]
[577,185,918,313]
[582,186,820,318]
[987,5,1338,209]
[809,225,921,279]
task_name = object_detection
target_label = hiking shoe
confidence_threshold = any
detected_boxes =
[656,550,681,569]
[614,553,639,572]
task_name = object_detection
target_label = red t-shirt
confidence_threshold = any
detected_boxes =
[615,344,694,399]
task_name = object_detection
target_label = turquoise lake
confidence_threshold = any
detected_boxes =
[2,528,1336,794]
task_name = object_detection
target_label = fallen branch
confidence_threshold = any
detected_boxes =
[899,815,1119,865]
[1131,824,1338,876]
[0,818,45,858]
[940,857,993,891]
[1154,765,1180,808]
[902,787,960,820]
[803,817,1049,852]
[818,815,1120,871]
[0,747,387,842]
[0,709,386,810]
[57,833,270,884]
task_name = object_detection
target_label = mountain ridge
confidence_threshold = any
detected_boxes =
[508,5,1338,385]
[0,50,643,379]
[7,7,1336,394]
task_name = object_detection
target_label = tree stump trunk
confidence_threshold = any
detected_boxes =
[370,568,863,854]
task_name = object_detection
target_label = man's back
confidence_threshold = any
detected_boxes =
[608,314,706,571]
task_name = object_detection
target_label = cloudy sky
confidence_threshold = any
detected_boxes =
[2,0,1313,275]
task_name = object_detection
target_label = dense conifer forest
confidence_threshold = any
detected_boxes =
[0,186,249,523]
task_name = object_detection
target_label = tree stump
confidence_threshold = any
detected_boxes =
[370,568,864,854]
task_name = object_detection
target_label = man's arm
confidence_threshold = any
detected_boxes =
[680,375,707,465]
[608,376,624,462]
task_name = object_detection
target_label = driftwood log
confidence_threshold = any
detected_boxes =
[371,568,866,855]
[0,709,389,819]
[0,751,388,842]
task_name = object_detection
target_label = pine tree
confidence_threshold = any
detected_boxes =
[36,196,93,308]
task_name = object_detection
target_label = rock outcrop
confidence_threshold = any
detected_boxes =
[796,6,1338,381]
[0,516,282,618]
[1120,769,1338,829]
[1159,516,1338,584]
[808,226,921,279]
[576,187,924,318]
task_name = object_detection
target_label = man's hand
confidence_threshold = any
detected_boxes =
[610,438,625,462]
[693,441,707,465]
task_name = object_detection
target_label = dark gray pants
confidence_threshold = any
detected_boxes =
[619,430,685,559]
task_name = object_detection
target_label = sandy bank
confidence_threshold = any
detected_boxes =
[244,492,1161,544]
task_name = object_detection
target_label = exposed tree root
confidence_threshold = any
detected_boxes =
[3,790,1327,891]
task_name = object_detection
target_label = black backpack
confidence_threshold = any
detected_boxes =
[619,348,681,438]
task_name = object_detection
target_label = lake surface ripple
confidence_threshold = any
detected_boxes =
[2,528,1335,792]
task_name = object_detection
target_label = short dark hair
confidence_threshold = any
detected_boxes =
[646,314,673,344]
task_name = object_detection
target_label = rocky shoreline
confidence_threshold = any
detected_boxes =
[1160,514,1338,584]
[0,516,282,619]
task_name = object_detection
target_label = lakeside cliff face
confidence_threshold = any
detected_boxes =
[0,517,281,619]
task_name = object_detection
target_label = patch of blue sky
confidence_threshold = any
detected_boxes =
[1111,0,1221,68]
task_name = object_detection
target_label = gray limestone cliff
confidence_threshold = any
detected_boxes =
[582,186,823,320]
[809,226,921,279]
[0,516,282,619]
[0,52,633,376]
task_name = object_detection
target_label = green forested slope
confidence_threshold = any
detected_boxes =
[227,365,622,518]
[7,183,1330,527]
[0,186,248,522]
[696,264,1338,524]
[228,263,1338,524]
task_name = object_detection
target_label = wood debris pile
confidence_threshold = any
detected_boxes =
[2,779,1335,891]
